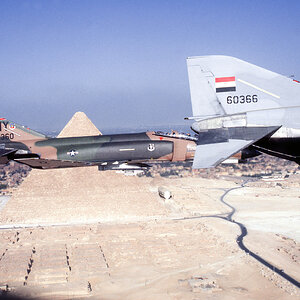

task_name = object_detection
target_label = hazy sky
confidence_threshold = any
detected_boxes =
[0,0,299,131]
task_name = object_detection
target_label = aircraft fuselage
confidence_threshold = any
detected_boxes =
[1,130,196,170]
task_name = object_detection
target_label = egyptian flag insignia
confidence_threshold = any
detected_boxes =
[215,76,236,93]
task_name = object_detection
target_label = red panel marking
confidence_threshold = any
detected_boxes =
[0,118,6,120]
[160,137,163,140]
[293,79,300,83]
[215,76,235,83]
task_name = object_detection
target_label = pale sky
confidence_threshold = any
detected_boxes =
[1,0,299,131]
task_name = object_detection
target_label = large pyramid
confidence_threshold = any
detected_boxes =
[58,111,102,137]
[0,112,167,225]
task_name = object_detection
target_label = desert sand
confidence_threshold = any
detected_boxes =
[0,113,299,299]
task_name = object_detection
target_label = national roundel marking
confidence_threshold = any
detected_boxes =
[9,123,15,130]
[148,144,155,151]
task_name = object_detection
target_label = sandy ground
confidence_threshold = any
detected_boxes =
[0,113,299,299]
[228,185,300,241]
[0,174,299,299]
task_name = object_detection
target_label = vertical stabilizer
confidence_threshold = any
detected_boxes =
[187,60,225,118]
[187,55,300,118]
[0,118,47,142]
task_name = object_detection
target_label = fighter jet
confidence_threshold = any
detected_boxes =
[186,55,300,168]
[0,119,196,170]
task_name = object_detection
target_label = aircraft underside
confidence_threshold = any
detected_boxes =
[252,137,300,164]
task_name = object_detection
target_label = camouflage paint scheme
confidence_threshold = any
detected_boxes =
[0,118,196,170]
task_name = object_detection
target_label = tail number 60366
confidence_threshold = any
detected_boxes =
[227,95,258,104]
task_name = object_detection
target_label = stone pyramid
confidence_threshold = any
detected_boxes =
[58,111,102,137]
[0,112,167,225]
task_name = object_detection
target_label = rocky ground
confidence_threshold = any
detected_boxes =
[0,162,30,195]
[142,154,300,181]
[1,153,299,196]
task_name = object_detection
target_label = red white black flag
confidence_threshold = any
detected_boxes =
[215,76,236,93]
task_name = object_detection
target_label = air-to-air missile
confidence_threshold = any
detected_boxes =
[0,118,197,170]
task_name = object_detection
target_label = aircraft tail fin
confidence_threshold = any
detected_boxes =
[0,118,47,142]
[187,58,226,118]
[187,55,300,118]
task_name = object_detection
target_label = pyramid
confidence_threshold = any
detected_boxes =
[0,112,167,225]
[58,111,102,137]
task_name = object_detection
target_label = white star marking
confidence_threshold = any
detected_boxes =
[67,150,78,157]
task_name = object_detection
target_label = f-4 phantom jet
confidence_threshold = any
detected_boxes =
[186,55,300,168]
[0,119,196,170]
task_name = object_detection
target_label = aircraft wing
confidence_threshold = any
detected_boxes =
[192,126,280,168]
[0,148,19,165]
[0,148,18,157]
[14,157,151,171]
[14,158,91,169]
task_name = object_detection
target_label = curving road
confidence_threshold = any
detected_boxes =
[177,180,300,289]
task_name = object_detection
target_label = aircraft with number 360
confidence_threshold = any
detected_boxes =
[0,118,197,171]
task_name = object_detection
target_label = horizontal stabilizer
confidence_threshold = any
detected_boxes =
[193,140,251,168]
[192,126,280,168]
